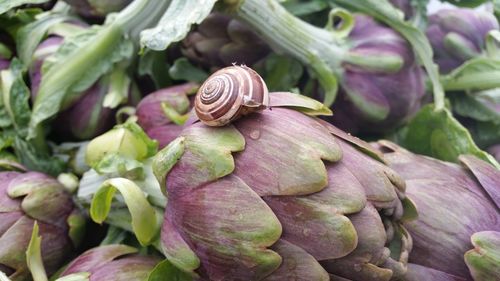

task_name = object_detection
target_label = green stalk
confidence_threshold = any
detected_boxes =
[227,0,346,106]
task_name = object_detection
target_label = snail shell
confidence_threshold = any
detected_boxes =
[195,65,269,126]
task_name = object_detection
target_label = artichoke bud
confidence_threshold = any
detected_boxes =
[181,12,270,70]
[59,245,160,280]
[136,83,197,148]
[0,171,85,281]
[156,66,414,280]
[85,122,158,167]
[328,15,425,133]
[377,141,500,280]
[63,0,132,18]
[427,8,499,74]
[30,35,138,140]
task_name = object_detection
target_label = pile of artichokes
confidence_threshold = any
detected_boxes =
[0,0,499,281]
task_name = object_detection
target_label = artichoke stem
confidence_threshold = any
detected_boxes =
[228,0,347,76]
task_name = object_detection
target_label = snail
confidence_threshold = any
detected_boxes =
[195,65,269,126]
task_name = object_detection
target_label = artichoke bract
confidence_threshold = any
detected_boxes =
[59,244,160,280]
[375,141,500,280]
[136,83,198,149]
[427,8,499,74]
[326,15,425,134]
[0,171,85,281]
[465,231,500,281]
[30,36,138,140]
[153,66,415,280]
[63,0,132,18]
[181,13,270,70]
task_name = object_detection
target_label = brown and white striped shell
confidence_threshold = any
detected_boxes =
[194,65,269,126]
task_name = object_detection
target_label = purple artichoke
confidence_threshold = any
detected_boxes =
[487,144,500,162]
[181,13,270,70]
[136,83,198,148]
[152,67,415,280]
[63,0,132,18]
[0,171,85,281]
[427,8,499,74]
[30,36,138,140]
[59,244,160,280]
[326,15,425,134]
[375,141,500,280]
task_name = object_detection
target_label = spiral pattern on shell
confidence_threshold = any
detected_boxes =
[195,65,269,126]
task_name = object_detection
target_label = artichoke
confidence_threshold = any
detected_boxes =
[30,36,139,140]
[324,14,425,134]
[181,13,270,70]
[427,8,499,74]
[375,141,500,280]
[136,83,198,149]
[153,66,415,280]
[59,244,160,280]
[0,171,85,281]
[63,0,132,18]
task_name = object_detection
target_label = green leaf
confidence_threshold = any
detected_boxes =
[28,24,133,139]
[441,0,489,8]
[13,136,65,176]
[94,153,145,180]
[86,121,158,167]
[16,13,73,65]
[140,0,217,51]
[147,259,193,281]
[26,221,48,281]
[138,50,171,88]
[168,58,208,83]
[397,104,499,167]
[103,67,131,108]
[261,54,304,91]
[331,0,445,109]
[99,225,129,245]
[0,8,40,37]
[441,57,500,91]
[0,59,31,137]
[0,0,50,14]
[450,89,500,123]
[54,273,90,281]
[464,120,500,148]
[90,178,159,246]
